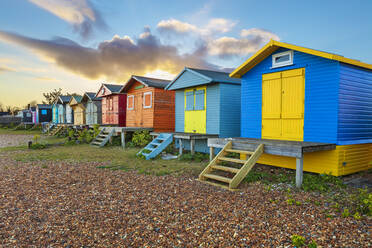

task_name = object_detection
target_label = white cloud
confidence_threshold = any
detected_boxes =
[157,18,236,37]
[240,28,280,41]
[28,0,107,38]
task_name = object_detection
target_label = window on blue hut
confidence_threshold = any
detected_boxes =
[272,50,293,68]
[41,109,47,115]
[194,89,205,110]
[185,91,194,111]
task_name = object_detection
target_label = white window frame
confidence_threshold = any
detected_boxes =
[127,95,134,110]
[143,92,152,109]
[272,50,293,68]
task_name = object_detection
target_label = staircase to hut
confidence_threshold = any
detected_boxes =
[198,141,264,190]
[49,125,63,136]
[90,128,114,147]
[138,133,173,160]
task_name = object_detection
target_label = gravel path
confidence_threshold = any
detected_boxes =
[0,154,370,247]
[0,134,33,148]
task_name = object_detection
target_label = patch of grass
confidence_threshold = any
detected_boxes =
[6,144,205,177]
[179,152,209,162]
[291,234,306,247]
[0,127,42,135]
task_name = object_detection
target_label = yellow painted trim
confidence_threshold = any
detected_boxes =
[184,86,207,134]
[230,40,372,78]
[254,143,372,176]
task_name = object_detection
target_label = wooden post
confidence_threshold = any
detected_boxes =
[178,139,183,156]
[209,146,215,161]
[190,139,195,155]
[296,154,304,188]
[121,129,125,149]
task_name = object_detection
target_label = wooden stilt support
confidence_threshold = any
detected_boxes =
[179,139,183,156]
[190,139,195,155]
[209,146,215,161]
[121,129,125,149]
[296,155,304,188]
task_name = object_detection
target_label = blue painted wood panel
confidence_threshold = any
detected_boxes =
[175,90,184,132]
[220,83,241,138]
[206,84,219,134]
[241,48,339,143]
[168,70,209,90]
[338,63,372,144]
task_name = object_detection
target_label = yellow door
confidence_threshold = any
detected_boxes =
[185,86,206,133]
[262,68,305,141]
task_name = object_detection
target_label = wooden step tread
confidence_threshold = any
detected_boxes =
[211,165,239,173]
[225,149,254,155]
[203,173,232,183]
[197,179,239,191]
[218,157,246,164]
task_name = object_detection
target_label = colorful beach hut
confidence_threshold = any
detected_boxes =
[52,102,59,124]
[165,67,241,153]
[81,92,102,125]
[69,95,85,125]
[57,95,73,124]
[120,75,174,132]
[230,40,372,176]
[36,104,52,123]
[95,83,126,126]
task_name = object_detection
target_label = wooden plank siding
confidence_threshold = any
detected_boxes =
[101,94,126,126]
[126,81,154,128]
[154,88,175,132]
[125,81,175,132]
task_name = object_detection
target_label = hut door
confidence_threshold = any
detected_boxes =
[262,68,305,141]
[184,86,206,134]
[136,94,143,126]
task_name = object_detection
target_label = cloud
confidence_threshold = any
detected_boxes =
[157,19,199,34]
[0,65,16,73]
[208,28,280,58]
[28,0,107,39]
[157,18,279,58]
[157,18,236,37]
[34,76,60,82]
[0,29,218,82]
[240,28,280,41]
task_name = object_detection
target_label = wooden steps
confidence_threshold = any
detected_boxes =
[90,128,114,147]
[218,156,246,164]
[210,165,239,173]
[198,141,264,190]
[225,149,253,155]
[49,125,63,136]
[137,133,173,160]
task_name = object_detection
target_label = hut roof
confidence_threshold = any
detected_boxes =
[165,67,240,90]
[121,75,171,93]
[230,40,372,78]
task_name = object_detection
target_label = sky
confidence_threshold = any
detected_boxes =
[0,0,371,108]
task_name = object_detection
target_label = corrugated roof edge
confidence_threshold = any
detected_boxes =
[230,40,372,78]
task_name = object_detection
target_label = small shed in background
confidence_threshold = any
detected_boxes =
[120,75,174,132]
[52,101,59,124]
[165,67,241,153]
[69,95,85,125]
[81,92,102,125]
[36,104,52,123]
[22,109,33,123]
[57,95,73,124]
[96,83,126,126]
[230,40,372,176]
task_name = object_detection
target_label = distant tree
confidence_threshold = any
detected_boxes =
[0,102,3,112]
[42,88,63,105]
[66,92,80,97]
[24,100,37,109]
